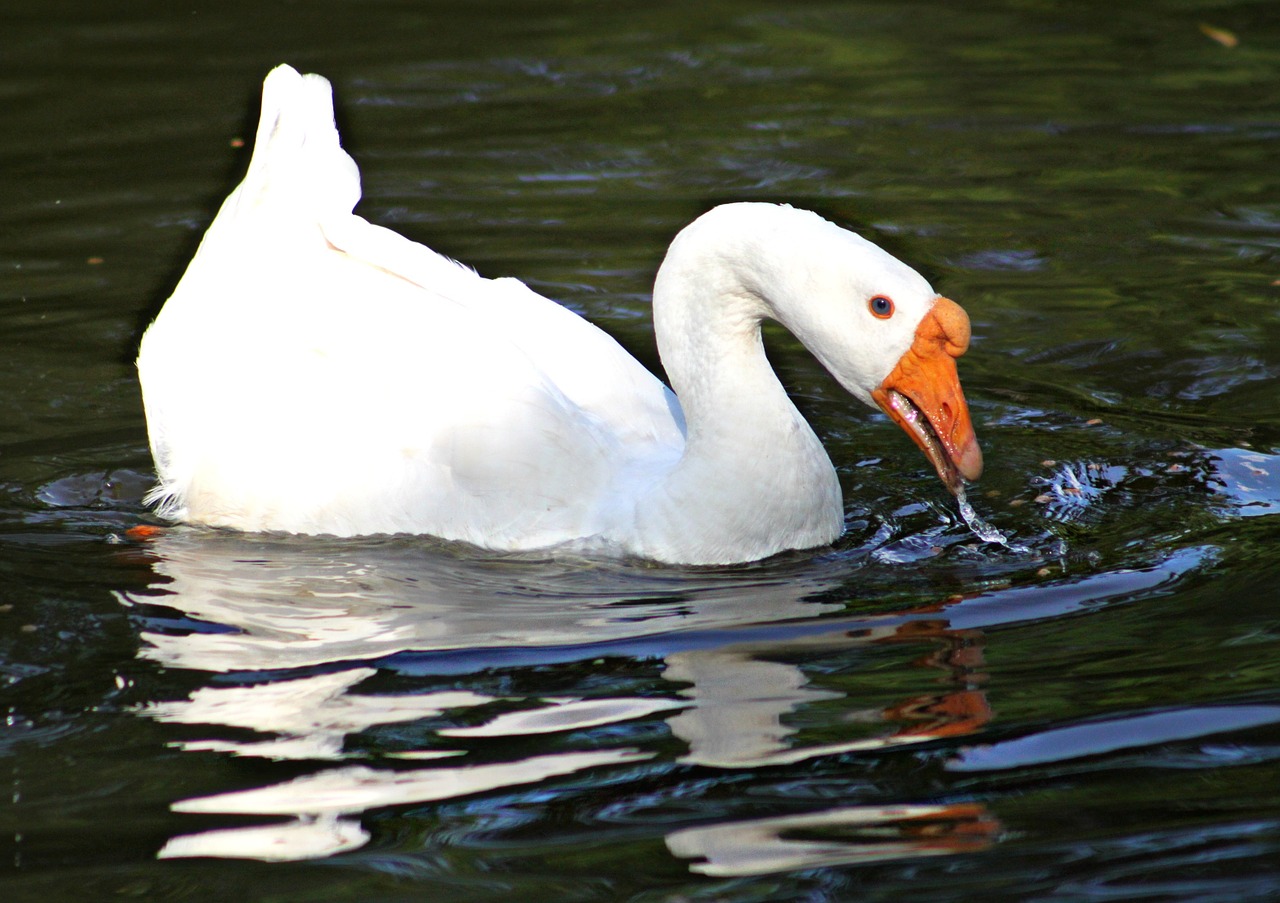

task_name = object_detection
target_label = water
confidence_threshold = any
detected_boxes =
[954,485,1022,549]
[4,1,1280,899]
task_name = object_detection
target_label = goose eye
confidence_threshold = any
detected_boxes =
[868,295,894,319]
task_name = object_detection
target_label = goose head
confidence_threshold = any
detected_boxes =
[765,207,983,493]
[661,203,983,495]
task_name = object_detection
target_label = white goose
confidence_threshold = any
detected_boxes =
[137,64,982,565]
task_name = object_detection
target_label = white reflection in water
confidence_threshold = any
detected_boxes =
[665,633,943,768]
[118,529,1000,863]
[665,803,1000,876]
[121,530,846,673]
[171,750,650,818]
[438,696,687,738]
[143,668,491,759]
[158,814,369,862]
[159,750,647,861]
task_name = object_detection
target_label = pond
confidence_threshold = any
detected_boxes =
[3,1,1280,899]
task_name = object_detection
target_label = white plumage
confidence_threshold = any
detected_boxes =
[137,65,981,565]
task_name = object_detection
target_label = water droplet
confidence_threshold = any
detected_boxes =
[955,486,1031,553]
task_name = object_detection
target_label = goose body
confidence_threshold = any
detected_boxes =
[137,65,982,565]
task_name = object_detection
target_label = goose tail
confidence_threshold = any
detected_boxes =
[230,64,362,222]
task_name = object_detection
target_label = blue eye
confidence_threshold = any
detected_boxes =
[869,295,894,319]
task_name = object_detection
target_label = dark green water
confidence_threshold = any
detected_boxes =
[4,1,1280,899]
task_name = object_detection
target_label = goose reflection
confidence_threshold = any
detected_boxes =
[117,528,999,868]
[666,802,1000,877]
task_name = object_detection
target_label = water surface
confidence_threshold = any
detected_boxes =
[4,1,1280,900]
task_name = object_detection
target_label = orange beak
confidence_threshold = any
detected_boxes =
[870,297,983,495]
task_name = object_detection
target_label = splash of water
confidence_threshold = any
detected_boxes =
[955,486,1028,552]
